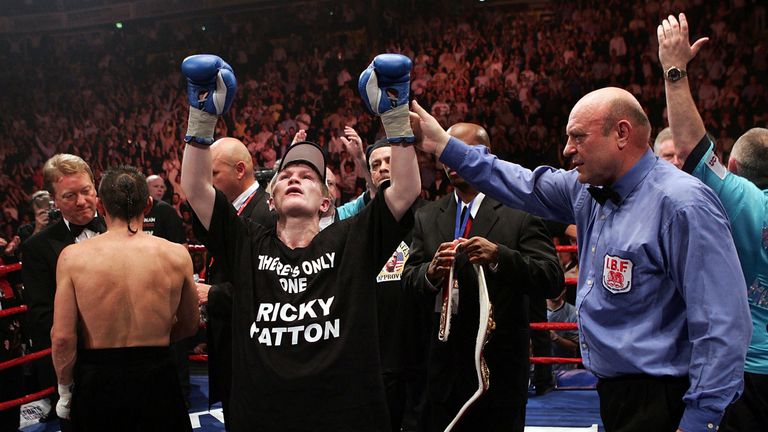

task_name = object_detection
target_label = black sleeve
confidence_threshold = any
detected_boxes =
[207,282,233,319]
[681,134,713,174]
[349,181,415,274]
[192,189,247,271]
[401,208,436,297]
[19,239,56,349]
[491,213,564,299]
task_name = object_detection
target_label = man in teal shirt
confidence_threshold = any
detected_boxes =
[659,13,768,430]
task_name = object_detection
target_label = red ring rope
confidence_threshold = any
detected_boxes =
[0,387,55,411]
[555,245,578,253]
[0,305,27,319]
[530,356,583,364]
[0,263,21,277]
[0,349,52,372]
[530,322,578,331]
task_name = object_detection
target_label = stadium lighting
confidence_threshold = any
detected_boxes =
[115,22,123,29]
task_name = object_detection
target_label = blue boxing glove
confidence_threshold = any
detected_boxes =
[181,54,237,145]
[359,54,414,143]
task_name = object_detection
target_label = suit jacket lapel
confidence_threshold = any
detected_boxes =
[468,197,500,239]
[436,195,455,243]
[49,220,75,257]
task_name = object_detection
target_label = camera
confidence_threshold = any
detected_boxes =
[48,200,62,226]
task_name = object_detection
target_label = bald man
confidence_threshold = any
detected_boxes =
[146,175,167,202]
[143,175,185,243]
[411,90,750,432]
[403,123,562,431]
[197,137,274,428]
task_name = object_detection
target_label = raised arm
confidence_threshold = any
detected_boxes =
[181,145,215,229]
[384,140,420,221]
[411,100,576,224]
[657,13,710,162]
[358,54,421,220]
[179,54,237,229]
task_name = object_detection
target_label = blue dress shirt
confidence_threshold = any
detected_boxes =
[440,137,751,430]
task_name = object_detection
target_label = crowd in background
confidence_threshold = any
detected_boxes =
[0,0,765,245]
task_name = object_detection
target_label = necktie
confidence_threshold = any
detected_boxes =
[460,206,473,238]
[69,216,106,238]
[587,186,621,205]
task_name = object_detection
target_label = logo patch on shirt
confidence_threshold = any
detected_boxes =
[704,151,727,180]
[602,254,633,293]
[748,276,768,309]
[377,241,409,282]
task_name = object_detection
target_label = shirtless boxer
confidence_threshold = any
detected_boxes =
[51,166,199,431]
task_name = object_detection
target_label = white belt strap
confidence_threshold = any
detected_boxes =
[439,263,495,432]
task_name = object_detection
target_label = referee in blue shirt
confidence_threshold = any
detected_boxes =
[410,90,751,432]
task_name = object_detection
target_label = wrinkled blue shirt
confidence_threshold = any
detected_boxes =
[441,137,751,430]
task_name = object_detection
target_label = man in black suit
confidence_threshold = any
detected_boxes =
[195,137,274,429]
[21,153,105,427]
[403,123,563,432]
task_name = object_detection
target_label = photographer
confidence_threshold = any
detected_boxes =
[17,190,57,246]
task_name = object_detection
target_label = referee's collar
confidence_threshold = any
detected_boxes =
[232,181,260,210]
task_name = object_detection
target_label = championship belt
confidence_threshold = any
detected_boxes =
[439,262,495,432]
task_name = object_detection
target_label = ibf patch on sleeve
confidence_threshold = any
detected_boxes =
[704,150,727,180]
[377,241,410,283]
[602,254,633,294]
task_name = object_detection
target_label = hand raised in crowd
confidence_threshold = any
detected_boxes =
[340,126,365,160]
[427,239,461,285]
[5,235,20,255]
[291,129,307,145]
[458,236,499,267]
[657,13,709,71]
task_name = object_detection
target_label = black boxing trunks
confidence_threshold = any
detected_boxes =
[71,346,192,432]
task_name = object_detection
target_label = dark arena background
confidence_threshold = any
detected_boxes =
[0,0,766,431]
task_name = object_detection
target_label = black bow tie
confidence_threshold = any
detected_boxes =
[587,186,621,205]
[69,216,106,238]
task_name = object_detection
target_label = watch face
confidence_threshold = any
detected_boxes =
[667,67,682,81]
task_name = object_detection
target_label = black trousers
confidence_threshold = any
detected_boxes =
[719,371,768,432]
[71,347,191,432]
[597,374,687,432]
[384,369,427,432]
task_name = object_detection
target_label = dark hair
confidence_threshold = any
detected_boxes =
[98,166,148,233]
[365,138,391,170]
